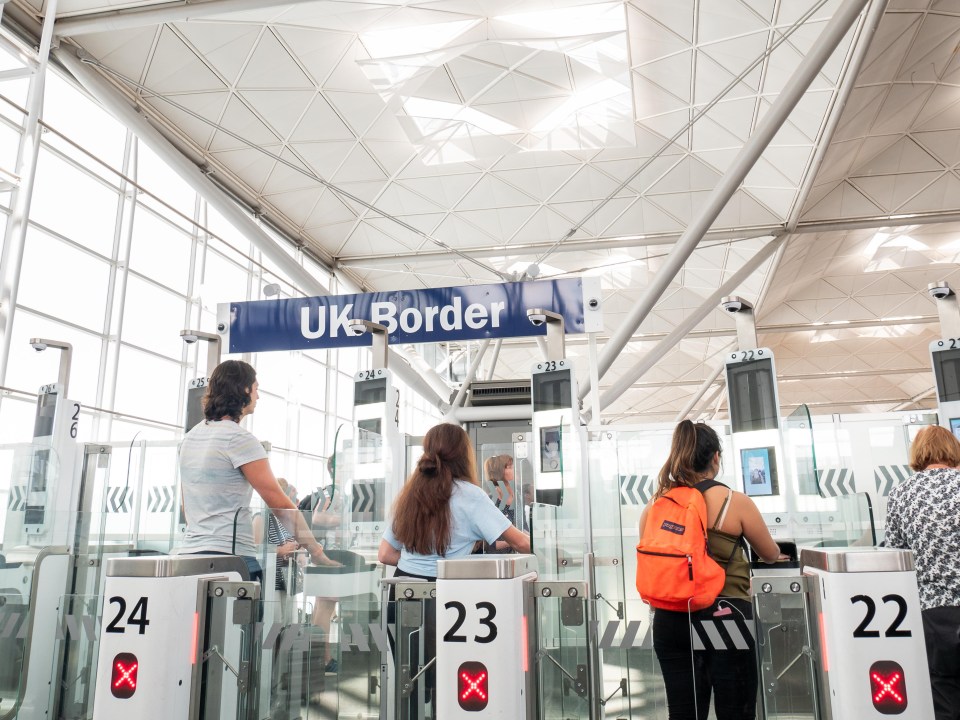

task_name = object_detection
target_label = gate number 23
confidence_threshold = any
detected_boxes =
[443,601,498,644]
[851,594,911,638]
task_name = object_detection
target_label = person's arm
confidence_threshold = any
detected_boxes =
[883,492,906,549]
[638,505,650,537]
[241,459,341,566]
[252,513,266,544]
[500,525,530,553]
[736,494,785,563]
[378,538,401,566]
[311,492,341,529]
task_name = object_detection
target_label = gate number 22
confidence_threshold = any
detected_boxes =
[851,594,911,638]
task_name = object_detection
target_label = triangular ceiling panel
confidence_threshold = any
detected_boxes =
[76,27,158,84]
[237,29,314,89]
[208,95,281,151]
[274,27,355,85]
[143,26,228,94]
[142,91,229,149]
[239,90,316,139]
[632,0,695,43]
[174,22,262,86]
[288,95,356,143]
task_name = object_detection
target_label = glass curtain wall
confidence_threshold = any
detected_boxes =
[0,54,439,495]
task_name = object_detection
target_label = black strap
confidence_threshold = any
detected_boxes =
[693,478,725,493]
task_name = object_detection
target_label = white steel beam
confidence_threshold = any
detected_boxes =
[578,0,872,404]
[596,235,787,414]
[56,47,451,410]
[0,0,57,388]
[55,0,320,36]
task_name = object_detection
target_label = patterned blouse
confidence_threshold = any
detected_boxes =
[883,467,960,610]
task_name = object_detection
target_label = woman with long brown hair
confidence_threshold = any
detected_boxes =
[378,423,530,574]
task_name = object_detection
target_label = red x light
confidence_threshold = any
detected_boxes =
[870,660,907,714]
[110,652,138,699]
[457,661,488,711]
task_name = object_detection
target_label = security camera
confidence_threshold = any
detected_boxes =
[927,282,954,300]
[527,312,546,327]
[720,296,753,313]
[587,297,600,310]
[30,341,47,352]
[348,319,369,335]
[181,333,199,344]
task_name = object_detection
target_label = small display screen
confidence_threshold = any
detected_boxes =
[933,347,960,402]
[33,392,57,438]
[532,370,572,412]
[354,378,387,406]
[727,358,779,432]
[950,418,960,441]
[741,447,779,497]
[539,426,561,474]
[184,385,206,431]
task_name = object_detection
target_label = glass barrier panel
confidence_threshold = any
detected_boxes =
[478,442,528,555]
[535,594,590,720]
[785,405,819,496]
[51,592,101,720]
[752,581,819,720]
[1,443,62,551]
[335,425,390,561]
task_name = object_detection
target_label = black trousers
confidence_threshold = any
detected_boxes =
[923,606,960,720]
[653,598,757,720]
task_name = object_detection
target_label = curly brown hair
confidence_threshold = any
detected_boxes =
[202,360,257,422]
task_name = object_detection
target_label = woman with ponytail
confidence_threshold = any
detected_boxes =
[378,423,530,575]
[641,420,784,720]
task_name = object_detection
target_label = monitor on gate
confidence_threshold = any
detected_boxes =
[741,446,779,497]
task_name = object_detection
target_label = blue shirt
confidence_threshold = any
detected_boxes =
[383,480,511,577]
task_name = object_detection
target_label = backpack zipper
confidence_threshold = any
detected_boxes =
[637,549,695,580]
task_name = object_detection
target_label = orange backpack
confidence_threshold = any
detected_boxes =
[635,485,725,612]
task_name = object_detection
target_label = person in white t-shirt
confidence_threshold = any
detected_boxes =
[178,359,339,580]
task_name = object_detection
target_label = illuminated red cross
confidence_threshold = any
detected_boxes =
[460,671,487,701]
[114,661,138,690]
[872,671,903,704]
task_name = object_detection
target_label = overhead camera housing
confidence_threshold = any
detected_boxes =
[181,333,199,344]
[30,340,47,352]
[721,295,754,314]
[928,281,954,300]
[527,311,547,327]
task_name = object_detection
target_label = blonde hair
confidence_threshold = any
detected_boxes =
[484,454,513,484]
[909,425,960,471]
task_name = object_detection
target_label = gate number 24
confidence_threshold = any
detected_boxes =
[105,596,150,635]
[851,594,911,638]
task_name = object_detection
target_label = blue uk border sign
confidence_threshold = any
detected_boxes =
[221,278,594,353]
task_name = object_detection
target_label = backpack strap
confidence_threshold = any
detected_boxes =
[693,478,724,493]
[714,488,734,531]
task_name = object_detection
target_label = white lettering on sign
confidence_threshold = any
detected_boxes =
[300,297,509,340]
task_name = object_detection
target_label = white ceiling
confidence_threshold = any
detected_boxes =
[11,0,960,421]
